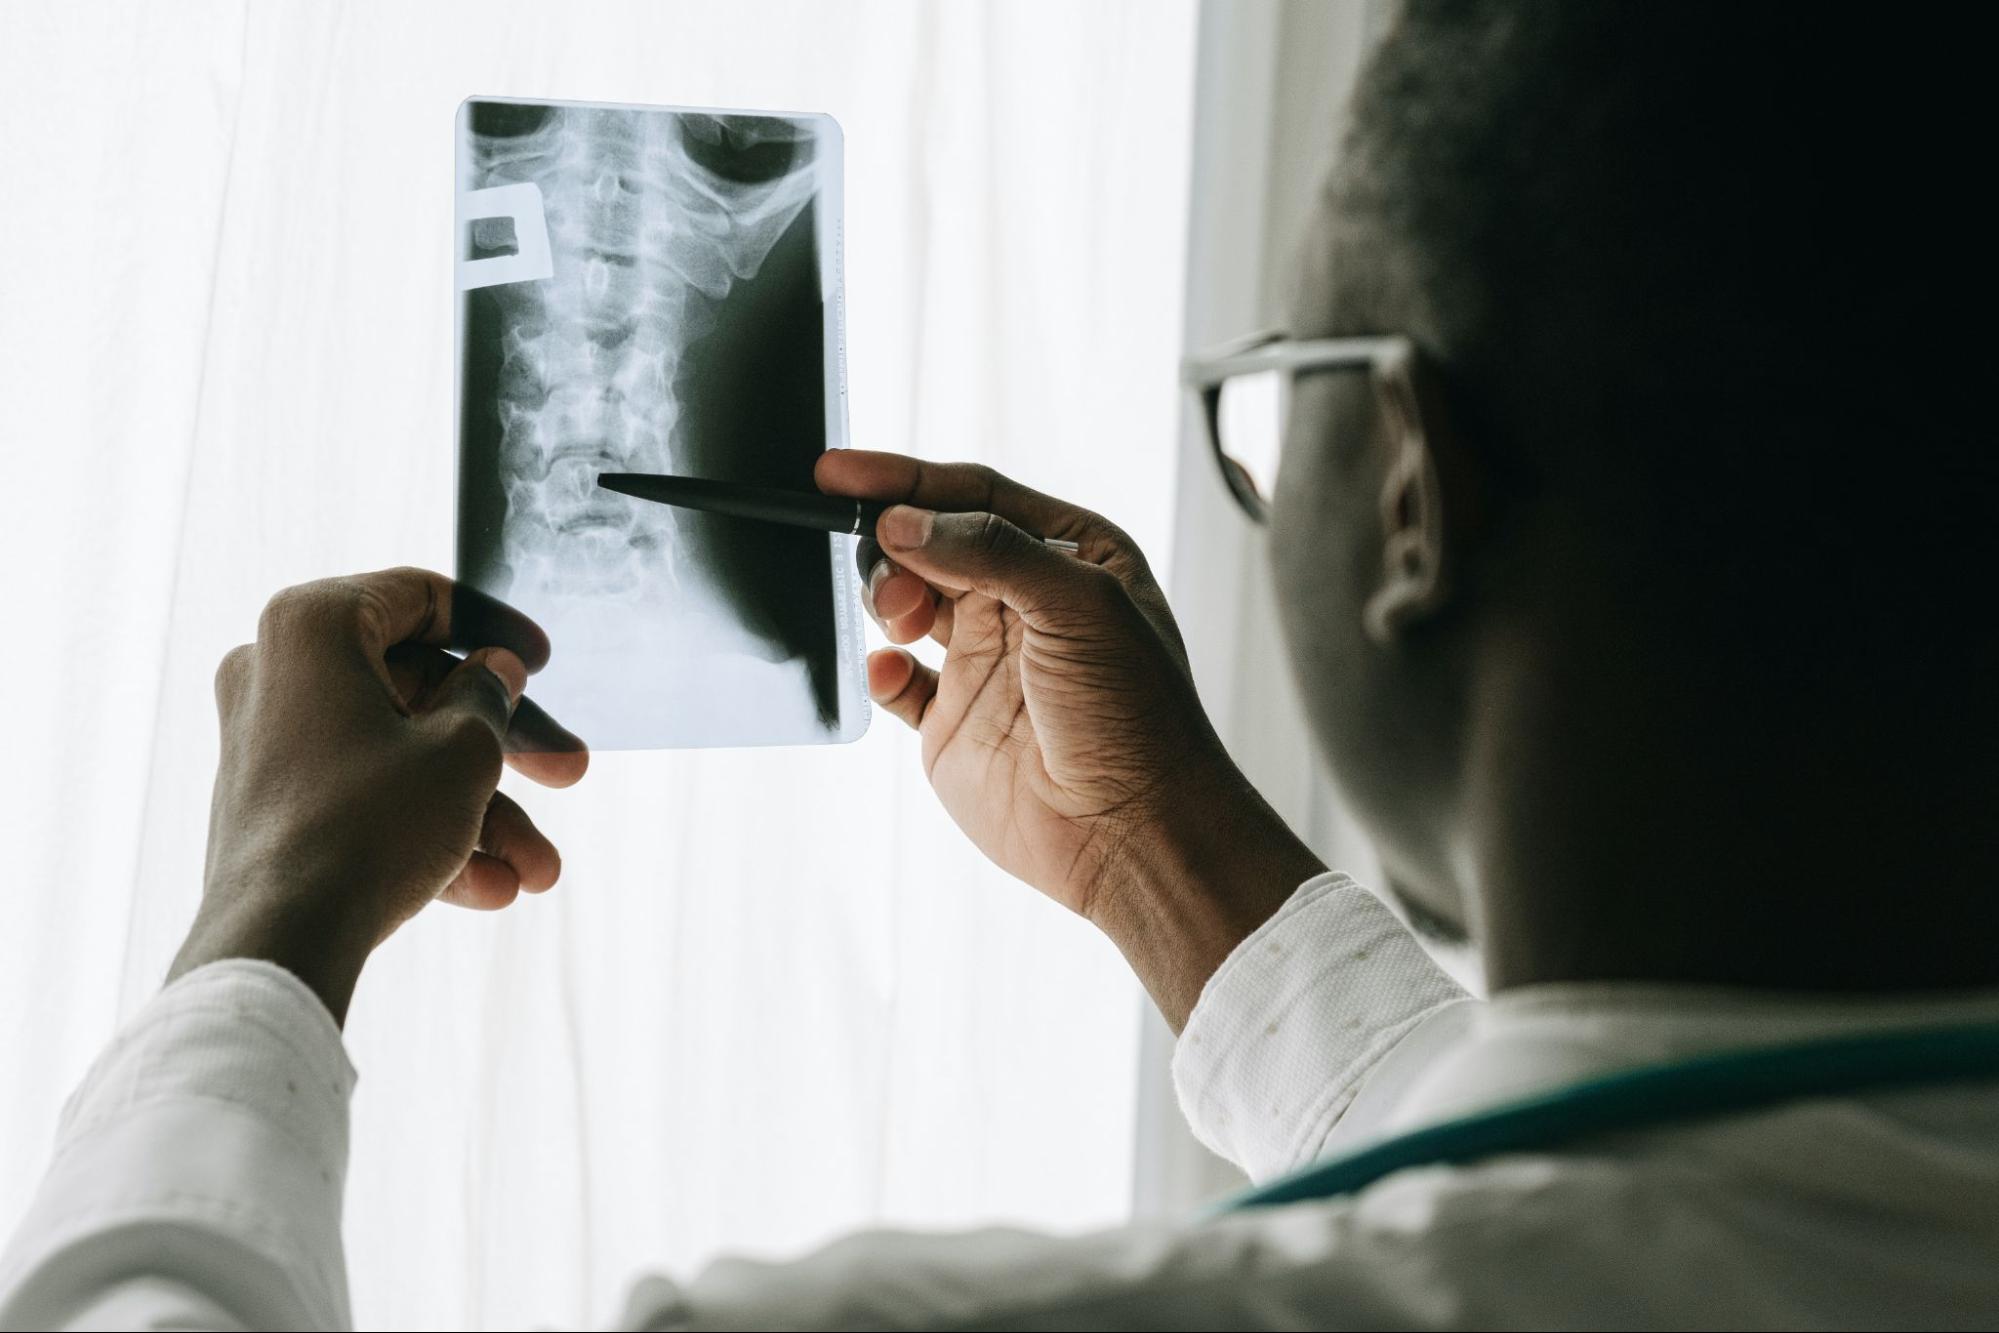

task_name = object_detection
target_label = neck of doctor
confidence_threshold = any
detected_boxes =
[1458,610,1999,996]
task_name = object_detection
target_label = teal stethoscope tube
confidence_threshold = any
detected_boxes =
[1220,1022,1999,1212]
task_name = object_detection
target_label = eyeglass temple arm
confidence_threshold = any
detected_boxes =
[1179,334,1413,388]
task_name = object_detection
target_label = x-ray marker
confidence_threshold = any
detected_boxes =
[457,183,555,290]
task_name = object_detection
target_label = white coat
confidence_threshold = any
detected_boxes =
[4,872,1996,1329]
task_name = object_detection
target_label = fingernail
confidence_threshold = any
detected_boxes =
[868,556,897,602]
[483,649,527,706]
[879,505,934,550]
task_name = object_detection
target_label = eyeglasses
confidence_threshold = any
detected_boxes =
[1181,332,1414,524]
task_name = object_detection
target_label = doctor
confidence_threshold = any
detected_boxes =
[5,2,1997,1327]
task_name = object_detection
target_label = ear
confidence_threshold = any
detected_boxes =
[1362,345,1455,645]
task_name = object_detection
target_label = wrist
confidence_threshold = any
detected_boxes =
[1088,767,1326,1031]
[168,893,376,1027]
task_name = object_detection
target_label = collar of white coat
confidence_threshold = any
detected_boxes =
[1334,974,1999,1151]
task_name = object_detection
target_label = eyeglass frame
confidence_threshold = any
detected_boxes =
[1180,331,1417,525]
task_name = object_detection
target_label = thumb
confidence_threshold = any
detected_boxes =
[420,647,526,770]
[876,505,1106,626]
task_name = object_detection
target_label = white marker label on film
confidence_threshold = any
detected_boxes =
[457,182,555,290]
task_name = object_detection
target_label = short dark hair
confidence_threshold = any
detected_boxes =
[1332,3,1988,664]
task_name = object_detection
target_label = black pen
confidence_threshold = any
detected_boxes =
[597,473,1082,552]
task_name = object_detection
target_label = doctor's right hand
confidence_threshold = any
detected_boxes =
[816,452,1326,1027]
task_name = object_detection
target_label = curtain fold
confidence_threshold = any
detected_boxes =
[0,3,1197,1327]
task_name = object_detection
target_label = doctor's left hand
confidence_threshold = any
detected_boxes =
[167,567,590,1025]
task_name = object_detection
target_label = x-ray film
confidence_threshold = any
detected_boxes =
[455,97,867,749]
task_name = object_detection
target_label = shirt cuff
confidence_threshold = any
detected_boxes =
[0,959,356,1331]
[1171,872,1472,1183]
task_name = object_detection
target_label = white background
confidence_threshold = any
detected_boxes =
[0,3,1198,1327]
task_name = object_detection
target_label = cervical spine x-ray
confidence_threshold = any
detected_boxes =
[455,98,865,749]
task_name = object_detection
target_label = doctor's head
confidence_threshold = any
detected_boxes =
[1264,2,1992,982]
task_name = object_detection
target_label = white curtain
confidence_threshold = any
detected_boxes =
[0,3,1196,1327]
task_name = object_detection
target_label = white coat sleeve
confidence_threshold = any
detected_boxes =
[0,961,355,1332]
[1170,872,1477,1181]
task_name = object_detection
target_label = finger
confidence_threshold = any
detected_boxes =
[503,695,591,788]
[884,592,939,645]
[927,594,956,648]
[439,851,521,911]
[345,567,552,671]
[384,639,479,712]
[875,506,1116,628]
[419,647,524,782]
[856,536,888,609]
[856,537,933,626]
[871,561,932,625]
[476,788,561,893]
[375,641,589,785]
[877,568,932,622]
[384,641,440,708]
[213,644,254,713]
[866,647,939,730]
[818,452,1106,549]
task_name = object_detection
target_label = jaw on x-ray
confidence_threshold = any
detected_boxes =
[455,97,867,749]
